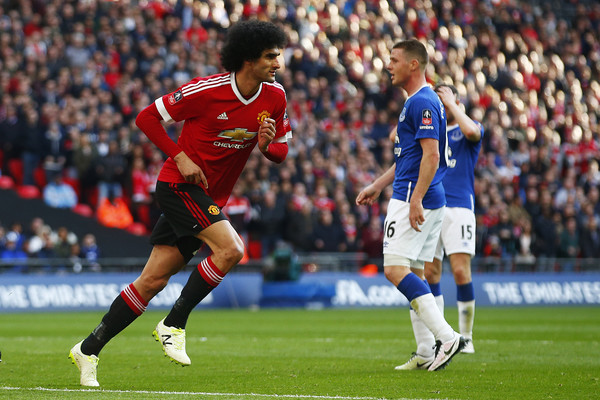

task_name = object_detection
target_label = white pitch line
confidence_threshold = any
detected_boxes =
[2,387,386,399]
[0,386,445,400]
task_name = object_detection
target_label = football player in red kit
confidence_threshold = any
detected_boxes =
[69,20,291,386]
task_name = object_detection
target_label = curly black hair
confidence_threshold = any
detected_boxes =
[220,19,287,72]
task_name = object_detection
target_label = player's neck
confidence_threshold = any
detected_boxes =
[403,75,428,97]
[234,71,261,99]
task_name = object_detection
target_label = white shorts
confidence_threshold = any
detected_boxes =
[383,199,445,266]
[434,207,476,260]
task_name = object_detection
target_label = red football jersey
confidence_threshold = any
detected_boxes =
[154,72,292,207]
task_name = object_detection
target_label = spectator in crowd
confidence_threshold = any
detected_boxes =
[360,215,384,267]
[284,199,315,252]
[53,226,78,259]
[224,183,252,245]
[6,222,25,251]
[129,156,153,228]
[20,107,44,186]
[1,231,28,273]
[515,218,536,270]
[51,226,78,271]
[71,132,100,206]
[558,216,579,271]
[341,211,360,253]
[95,140,127,204]
[25,223,54,261]
[0,217,97,273]
[253,188,286,257]
[0,105,21,173]
[533,191,559,266]
[312,182,336,212]
[96,193,133,229]
[43,172,78,209]
[79,233,101,271]
[492,207,518,262]
[313,209,346,252]
[0,225,6,253]
[580,215,600,259]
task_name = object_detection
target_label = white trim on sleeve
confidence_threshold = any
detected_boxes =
[154,97,173,123]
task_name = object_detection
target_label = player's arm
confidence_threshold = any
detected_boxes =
[258,117,288,163]
[389,124,397,143]
[135,103,208,188]
[436,86,480,142]
[409,138,439,232]
[356,165,395,206]
[135,103,183,159]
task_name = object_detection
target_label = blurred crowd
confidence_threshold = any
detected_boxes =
[0,217,101,273]
[1,0,599,272]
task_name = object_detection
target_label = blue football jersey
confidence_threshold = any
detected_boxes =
[392,85,447,209]
[443,121,484,210]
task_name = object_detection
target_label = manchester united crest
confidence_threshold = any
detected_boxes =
[208,205,220,215]
[257,110,271,124]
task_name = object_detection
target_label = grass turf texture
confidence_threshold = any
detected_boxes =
[0,307,598,400]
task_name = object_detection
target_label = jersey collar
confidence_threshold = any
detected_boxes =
[405,84,430,100]
[447,123,459,132]
[230,72,263,105]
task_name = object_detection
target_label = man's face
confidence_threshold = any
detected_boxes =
[386,48,411,88]
[251,47,282,83]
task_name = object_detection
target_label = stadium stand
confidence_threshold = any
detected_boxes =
[0,0,599,273]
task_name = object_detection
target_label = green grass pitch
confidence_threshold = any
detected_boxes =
[0,307,598,399]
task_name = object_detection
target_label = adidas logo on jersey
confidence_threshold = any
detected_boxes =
[217,112,228,120]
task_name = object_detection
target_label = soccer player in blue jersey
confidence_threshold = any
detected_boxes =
[395,83,483,370]
[356,39,464,371]
[429,84,482,353]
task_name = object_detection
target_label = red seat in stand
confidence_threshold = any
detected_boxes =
[0,175,15,189]
[7,159,24,186]
[126,222,148,236]
[72,203,94,217]
[17,185,41,199]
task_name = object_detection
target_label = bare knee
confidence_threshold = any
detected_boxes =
[384,268,396,284]
[449,254,472,285]
[450,263,471,284]
[384,266,410,287]
[424,268,436,283]
[452,266,471,285]
[424,259,442,284]
[134,245,186,300]
[216,236,245,269]
[135,274,169,300]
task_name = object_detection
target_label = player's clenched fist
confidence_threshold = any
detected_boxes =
[258,117,276,152]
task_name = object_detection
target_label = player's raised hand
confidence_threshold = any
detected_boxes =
[258,118,276,152]
[173,151,208,189]
[435,85,456,107]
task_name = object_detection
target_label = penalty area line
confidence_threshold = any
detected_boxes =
[1,386,398,400]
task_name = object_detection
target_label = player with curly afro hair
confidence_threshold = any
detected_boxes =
[69,19,292,387]
[220,19,287,72]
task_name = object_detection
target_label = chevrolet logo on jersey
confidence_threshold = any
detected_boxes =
[218,129,257,142]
